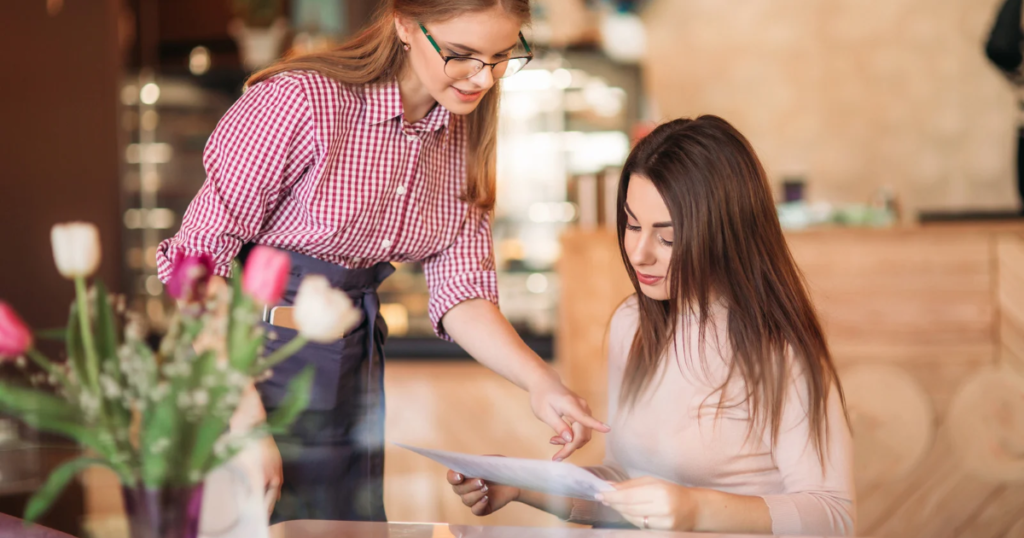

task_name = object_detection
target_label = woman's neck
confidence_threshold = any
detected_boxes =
[397,64,437,123]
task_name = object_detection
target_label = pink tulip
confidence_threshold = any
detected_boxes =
[166,252,215,304]
[243,247,291,306]
[0,302,33,358]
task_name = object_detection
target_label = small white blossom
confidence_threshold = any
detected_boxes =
[149,437,170,454]
[79,393,100,418]
[191,390,209,407]
[162,361,192,378]
[98,431,115,447]
[150,383,170,401]
[15,356,26,369]
[99,375,121,399]
[227,371,248,387]
[125,314,147,342]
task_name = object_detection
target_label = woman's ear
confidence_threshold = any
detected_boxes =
[394,15,415,46]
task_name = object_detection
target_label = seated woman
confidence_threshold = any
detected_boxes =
[447,116,855,536]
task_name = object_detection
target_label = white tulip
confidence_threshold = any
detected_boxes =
[51,222,101,279]
[293,275,362,343]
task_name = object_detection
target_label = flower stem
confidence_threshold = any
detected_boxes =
[74,277,100,392]
[253,334,308,374]
[26,349,73,392]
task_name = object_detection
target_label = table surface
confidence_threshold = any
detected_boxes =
[268,521,790,538]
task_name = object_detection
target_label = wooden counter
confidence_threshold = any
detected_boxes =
[557,224,1024,538]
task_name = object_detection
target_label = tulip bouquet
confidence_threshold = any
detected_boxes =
[0,223,360,535]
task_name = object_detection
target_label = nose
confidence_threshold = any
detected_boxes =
[468,65,495,90]
[628,230,657,269]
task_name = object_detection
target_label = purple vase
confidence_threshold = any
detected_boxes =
[121,484,205,538]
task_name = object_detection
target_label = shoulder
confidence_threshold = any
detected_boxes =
[608,295,640,362]
[246,70,366,113]
[610,294,639,333]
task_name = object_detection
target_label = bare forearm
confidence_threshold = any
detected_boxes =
[442,299,556,391]
[693,489,772,534]
[230,382,267,432]
[516,489,574,520]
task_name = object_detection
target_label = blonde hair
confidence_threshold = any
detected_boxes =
[248,0,531,211]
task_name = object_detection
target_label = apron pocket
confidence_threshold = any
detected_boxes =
[257,324,357,411]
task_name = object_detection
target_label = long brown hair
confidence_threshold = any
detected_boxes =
[247,0,531,211]
[616,116,847,462]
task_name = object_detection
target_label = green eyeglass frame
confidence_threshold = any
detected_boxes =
[418,23,533,80]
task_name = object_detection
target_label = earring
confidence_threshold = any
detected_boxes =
[402,42,410,51]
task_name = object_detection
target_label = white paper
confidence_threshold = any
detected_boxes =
[396,443,614,500]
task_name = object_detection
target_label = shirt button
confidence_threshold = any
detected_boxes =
[382,239,392,249]
[396,186,407,196]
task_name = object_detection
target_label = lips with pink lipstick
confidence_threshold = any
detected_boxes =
[635,271,664,286]
[452,86,483,102]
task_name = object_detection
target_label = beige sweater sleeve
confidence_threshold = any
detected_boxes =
[759,369,857,536]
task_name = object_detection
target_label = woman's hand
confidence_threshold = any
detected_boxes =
[595,477,701,531]
[231,382,283,517]
[260,435,283,515]
[528,369,610,460]
[447,468,521,516]
[441,300,610,460]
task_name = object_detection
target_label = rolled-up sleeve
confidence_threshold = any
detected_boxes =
[421,206,499,340]
[156,74,316,281]
[760,371,857,536]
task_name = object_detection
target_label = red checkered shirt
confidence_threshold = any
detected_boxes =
[156,70,499,339]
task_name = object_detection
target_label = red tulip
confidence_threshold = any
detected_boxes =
[242,247,291,306]
[0,302,33,358]
[166,252,215,304]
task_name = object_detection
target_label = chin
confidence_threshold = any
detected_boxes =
[435,86,488,115]
[441,100,480,115]
[638,286,670,302]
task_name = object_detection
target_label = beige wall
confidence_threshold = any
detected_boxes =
[643,0,1021,213]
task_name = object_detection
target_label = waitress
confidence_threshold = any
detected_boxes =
[157,0,608,524]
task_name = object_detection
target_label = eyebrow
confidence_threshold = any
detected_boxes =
[444,40,518,56]
[624,203,673,228]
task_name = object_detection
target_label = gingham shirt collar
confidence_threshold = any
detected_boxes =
[366,78,452,133]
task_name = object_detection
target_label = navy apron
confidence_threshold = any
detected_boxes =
[242,245,393,523]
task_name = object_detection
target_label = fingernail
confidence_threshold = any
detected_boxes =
[562,431,573,443]
[481,484,488,493]
[554,457,564,463]
[482,496,489,504]
[478,480,485,488]
[455,473,463,482]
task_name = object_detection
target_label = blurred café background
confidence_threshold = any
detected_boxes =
[2,0,1024,536]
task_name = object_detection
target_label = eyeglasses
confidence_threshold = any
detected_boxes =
[419,23,533,80]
